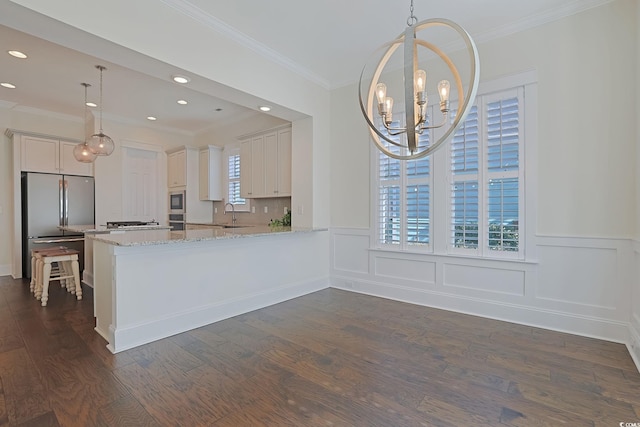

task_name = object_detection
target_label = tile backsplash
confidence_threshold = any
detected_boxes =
[212,197,291,226]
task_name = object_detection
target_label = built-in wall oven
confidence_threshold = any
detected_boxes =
[168,190,186,230]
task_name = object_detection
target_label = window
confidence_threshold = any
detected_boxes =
[224,147,250,212]
[373,73,535,260]
[377,115,432,249]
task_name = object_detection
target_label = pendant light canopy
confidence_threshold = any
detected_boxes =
[73,82,97,163]
[87,65,115,156]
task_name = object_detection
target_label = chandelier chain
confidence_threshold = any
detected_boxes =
[407,0,417,26]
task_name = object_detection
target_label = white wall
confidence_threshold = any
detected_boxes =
[329,0,639,365]
[630,0,640,369]
[90,117,195,227]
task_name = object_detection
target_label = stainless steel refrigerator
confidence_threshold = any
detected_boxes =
[21,172,95,278]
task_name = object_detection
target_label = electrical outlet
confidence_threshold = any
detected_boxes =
[214,207,217,214]
[264,206,268,213]
[251,206,255,213]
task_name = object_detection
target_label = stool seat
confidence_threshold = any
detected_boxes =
[34,248,82,307]
[30,246,68,292]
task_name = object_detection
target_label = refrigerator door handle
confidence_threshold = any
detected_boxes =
[64,180,69,226]
[33,238,85,244]
[59,179,64,226]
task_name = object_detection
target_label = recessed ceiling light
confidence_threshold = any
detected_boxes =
[172,75,190,84]
[147,116,157,121]
[8,50,27,59]
[259,106,271,112]
[177,99,188,105]
[86,102,97,108]
[1,82,16,89]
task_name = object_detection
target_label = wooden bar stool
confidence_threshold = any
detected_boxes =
[30,246,68,293]
[34,249,82,307]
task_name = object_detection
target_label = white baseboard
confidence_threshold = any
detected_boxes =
[331,277,630,345]
[107,276,330,353]
[629,314,640,372]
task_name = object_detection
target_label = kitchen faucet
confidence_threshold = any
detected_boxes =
[224,202,236,224]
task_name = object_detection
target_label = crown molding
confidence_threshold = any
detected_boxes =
[158,0,330,90]
[472,0,615,46]
[0,100,17,109]
[10,105,82,123]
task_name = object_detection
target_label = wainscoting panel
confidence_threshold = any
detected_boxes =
[537,244,618,309]
[443,263,526,296]
[373,253,436,288]
[332,229,369,274]
[630,241,640,370]
[330,228,633,347]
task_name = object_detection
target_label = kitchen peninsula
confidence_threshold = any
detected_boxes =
[91,226,328,353]
[59,223,172,288]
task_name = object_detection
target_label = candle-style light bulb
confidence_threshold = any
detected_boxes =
[438,80,450,102]
[384,97,393,124]
[415,70,427,105]
[376,83,387,116]
[376,83,387,104]
[415,70,426,92]
[438,80,451,113]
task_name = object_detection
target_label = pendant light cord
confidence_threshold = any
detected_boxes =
[96,65,106,133]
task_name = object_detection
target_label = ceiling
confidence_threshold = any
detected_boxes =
[0,0,611,135]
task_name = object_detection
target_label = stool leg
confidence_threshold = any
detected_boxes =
[41,261,52,307]
[63,261,75,294]
[71,259,82,300]
[30,254,36,291]
[35,258,43,299]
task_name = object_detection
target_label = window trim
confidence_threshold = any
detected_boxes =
[371,70,538,262]
[223,145,251,212]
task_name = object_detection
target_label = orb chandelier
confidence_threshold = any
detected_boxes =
[73,82,97,163]
[359,0,480,160]
[87,65,115,156]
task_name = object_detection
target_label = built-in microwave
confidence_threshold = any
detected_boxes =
[169,191,185,213]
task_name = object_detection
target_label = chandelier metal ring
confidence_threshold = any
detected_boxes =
[359,18,480,161]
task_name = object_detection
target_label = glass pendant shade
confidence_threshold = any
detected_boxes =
[88,132,115,156]
[88,65,114,156]
[74,82,97,163]
[73,142,97,163]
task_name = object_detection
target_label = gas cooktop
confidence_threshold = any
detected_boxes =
[106,221,160,229]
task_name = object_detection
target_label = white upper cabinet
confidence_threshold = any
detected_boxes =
[199,145,222,201]
[167,149,186,187]
[240,125,291,198]
[20,135,93,176]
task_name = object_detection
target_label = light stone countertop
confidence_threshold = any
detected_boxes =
[89,225,323,246]
[59,224,172,234]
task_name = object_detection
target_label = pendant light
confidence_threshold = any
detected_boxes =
[359,0,479,160]
[87,65,115,156]
[73,82,97,163]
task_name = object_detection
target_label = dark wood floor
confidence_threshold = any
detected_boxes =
[0,276,639,426]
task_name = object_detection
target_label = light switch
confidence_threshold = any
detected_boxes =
[214,207,218,214]
[264,206,268,213]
